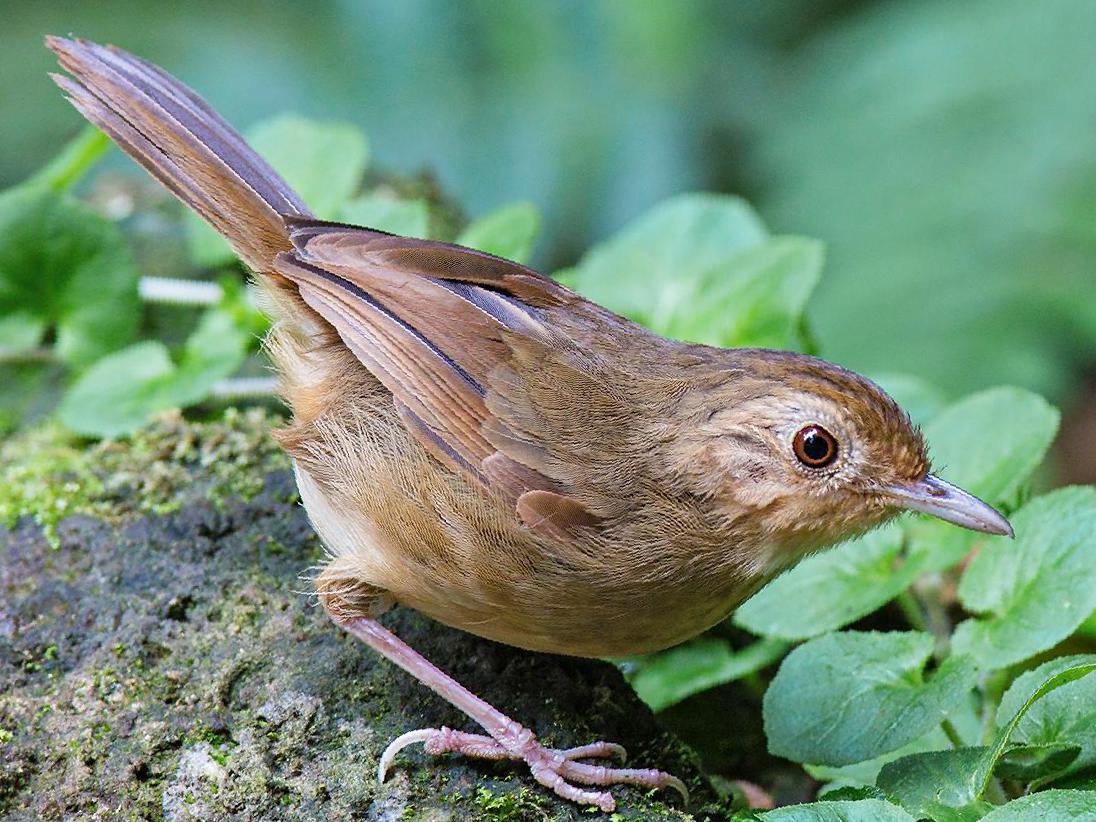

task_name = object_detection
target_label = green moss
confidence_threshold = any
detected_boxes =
[471,786,551,822]
[0,407,290,547]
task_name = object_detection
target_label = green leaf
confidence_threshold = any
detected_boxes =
[877,662,1096,816]
[764,631,977,766]
[0,186,140,367]
[57,308,249,437]
[457,202,541,264]
[808,727,957,792]
[922,387,1058,504]
[735,524,915,641]
[978,791,1096,821]
[559,193,823,349]
[994,743,1080,783]
[660,237,824,350]
[876,747,992,821]
[627,637,789,713]
[0,361,66,433]
[187,114,369,266]
[760,799,915,822]
[909,386,1060,572]
[817,786,888,802]
[869,373,949,429]
[1049,768,1096,790]
[340,194,430,238]
[998,655,1096,779]
[0,312,46,353]
[951,488,1096,669]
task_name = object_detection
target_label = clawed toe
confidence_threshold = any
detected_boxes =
[559,758,689,803]
[377,725,686,812]
[558,740,628,763]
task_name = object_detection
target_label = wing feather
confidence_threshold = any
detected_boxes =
[273,220,610,533]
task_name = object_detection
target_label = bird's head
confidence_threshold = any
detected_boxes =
[683,350,1011,566]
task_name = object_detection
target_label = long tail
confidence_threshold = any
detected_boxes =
[46,36,311,273]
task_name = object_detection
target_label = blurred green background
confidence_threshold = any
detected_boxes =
[5,0,1096,475]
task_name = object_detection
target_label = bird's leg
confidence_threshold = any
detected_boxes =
[337,616,688,813]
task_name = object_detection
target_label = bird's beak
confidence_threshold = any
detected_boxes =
[884,474,1014,537]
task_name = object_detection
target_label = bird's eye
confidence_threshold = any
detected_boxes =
[793,425,838,468]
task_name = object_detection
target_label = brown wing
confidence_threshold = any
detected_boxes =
[273,218,631,537]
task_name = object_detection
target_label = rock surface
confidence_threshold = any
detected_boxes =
[0,413,725,820]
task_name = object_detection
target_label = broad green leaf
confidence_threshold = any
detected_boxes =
[909,387,1059,572]
[994,743,1080,783]
[0,186,140,367]
[760,799,915,822]
[876,747,991,821]
[58,308,249,437]
[457,202,540,263]
[340,194,430,238]
[657,236,824,350]
[869,373,949,428]
[563,193,766,293]
[922,387,1058,504]
[0,312,45,353]
[57,342,174,436]
[816,786,887,802]
[764,631,977,766]
[998,655,1096,779]
[187,115,369,266]
[878,662,1096,816]
[628,637,788,713]
[808,725,967,791]
[979,791,1096,821]
[0,361,66,433]
[1050,768,1096,790]
[735,524,914,641]
[561,193,824,348]
[952,488,1096,668]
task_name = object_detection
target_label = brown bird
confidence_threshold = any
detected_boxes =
[47,36,1012,813]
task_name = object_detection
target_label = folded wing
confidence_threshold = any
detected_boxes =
[274,219,630,539]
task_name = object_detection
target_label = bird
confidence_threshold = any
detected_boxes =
[47,36,1012,813]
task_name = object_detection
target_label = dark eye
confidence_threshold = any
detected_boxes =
[793,425,838,468]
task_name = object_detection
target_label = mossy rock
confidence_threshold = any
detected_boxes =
[0,412,724,820]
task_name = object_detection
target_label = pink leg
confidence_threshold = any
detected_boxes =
[340,617,688,813]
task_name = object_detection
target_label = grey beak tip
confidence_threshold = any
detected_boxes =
[886,474,1014,538]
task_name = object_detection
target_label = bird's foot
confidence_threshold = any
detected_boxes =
[378,725,687,813]
[339,616,686,812]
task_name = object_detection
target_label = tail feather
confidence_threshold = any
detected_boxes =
[46,36,310,272]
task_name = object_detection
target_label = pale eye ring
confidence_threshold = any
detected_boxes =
[793,425,839,468]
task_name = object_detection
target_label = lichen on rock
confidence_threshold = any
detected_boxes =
[0,411,720,820]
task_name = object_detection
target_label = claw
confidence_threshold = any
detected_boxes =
[558,741,628,764]
[377,728,440,782]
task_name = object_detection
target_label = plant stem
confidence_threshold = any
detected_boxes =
[0,347,57,364]
[984,777,1011,806]
[26,126,111,192]
[210,377,279,399]
[979,669,1010,745]
[139,276,223,306]
[941,718,965,748]
[896,590,927,632]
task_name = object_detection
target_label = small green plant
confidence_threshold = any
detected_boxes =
[0,119,536,437]
[2,117,1094,819]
